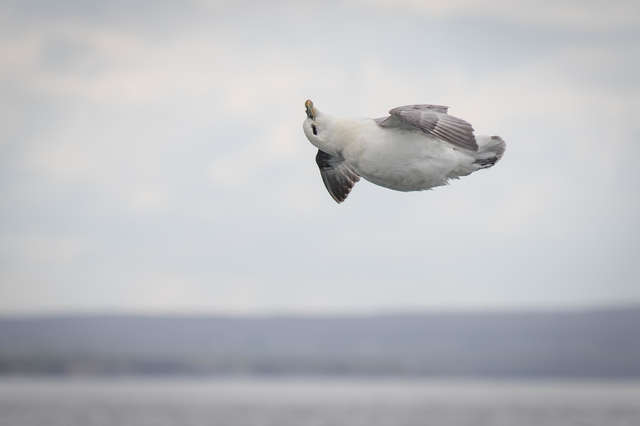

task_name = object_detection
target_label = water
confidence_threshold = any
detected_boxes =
[1,378,639,426]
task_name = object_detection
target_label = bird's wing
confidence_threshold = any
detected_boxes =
[315,150,360,203]
[377,104,478,151]
[393,104,450,113]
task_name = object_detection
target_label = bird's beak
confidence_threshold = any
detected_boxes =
[305,99,315,120]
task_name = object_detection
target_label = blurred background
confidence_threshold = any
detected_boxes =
[1,0,639,425]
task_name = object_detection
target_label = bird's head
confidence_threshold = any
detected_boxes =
[302,99,326,148]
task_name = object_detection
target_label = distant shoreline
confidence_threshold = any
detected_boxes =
[2,306,639,378]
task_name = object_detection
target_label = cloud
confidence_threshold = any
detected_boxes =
[362,0,640,30]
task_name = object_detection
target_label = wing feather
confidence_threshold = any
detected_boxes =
[315,150,359,203]
[389,104,449,114]
[378,104,478,151]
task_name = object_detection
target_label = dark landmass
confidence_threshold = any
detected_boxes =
[1,307,639,378]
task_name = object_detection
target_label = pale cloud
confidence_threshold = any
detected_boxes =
[128,186,171,214]
[361,0,640,30]
[1,235,85,264]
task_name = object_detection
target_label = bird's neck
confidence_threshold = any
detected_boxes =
[317,115,359,157]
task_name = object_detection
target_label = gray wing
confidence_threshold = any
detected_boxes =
[377,104,478,151]
[315,150,360,203]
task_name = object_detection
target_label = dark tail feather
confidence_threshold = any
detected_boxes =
[473,135,506,169]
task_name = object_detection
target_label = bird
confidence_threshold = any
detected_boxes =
[302,100,506,203]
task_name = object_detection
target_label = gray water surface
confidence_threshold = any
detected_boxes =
[1,378,639,426]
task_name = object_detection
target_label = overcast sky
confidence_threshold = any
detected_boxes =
[1,0,639,314]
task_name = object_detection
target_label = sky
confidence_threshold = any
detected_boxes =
[1,0,639,314]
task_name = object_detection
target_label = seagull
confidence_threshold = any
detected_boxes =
[302,100,506,203]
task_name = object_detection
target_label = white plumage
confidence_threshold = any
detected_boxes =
[302,100,505,203]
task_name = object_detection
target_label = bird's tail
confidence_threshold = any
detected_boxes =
[473,135,506,169]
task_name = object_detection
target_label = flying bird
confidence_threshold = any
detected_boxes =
[302,100,506,203]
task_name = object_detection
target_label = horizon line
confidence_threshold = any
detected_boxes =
[1,302,639,320]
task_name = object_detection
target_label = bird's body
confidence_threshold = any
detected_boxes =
[302,100,505,203]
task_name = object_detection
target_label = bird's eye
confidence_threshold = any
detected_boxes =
[311,124,318,135]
